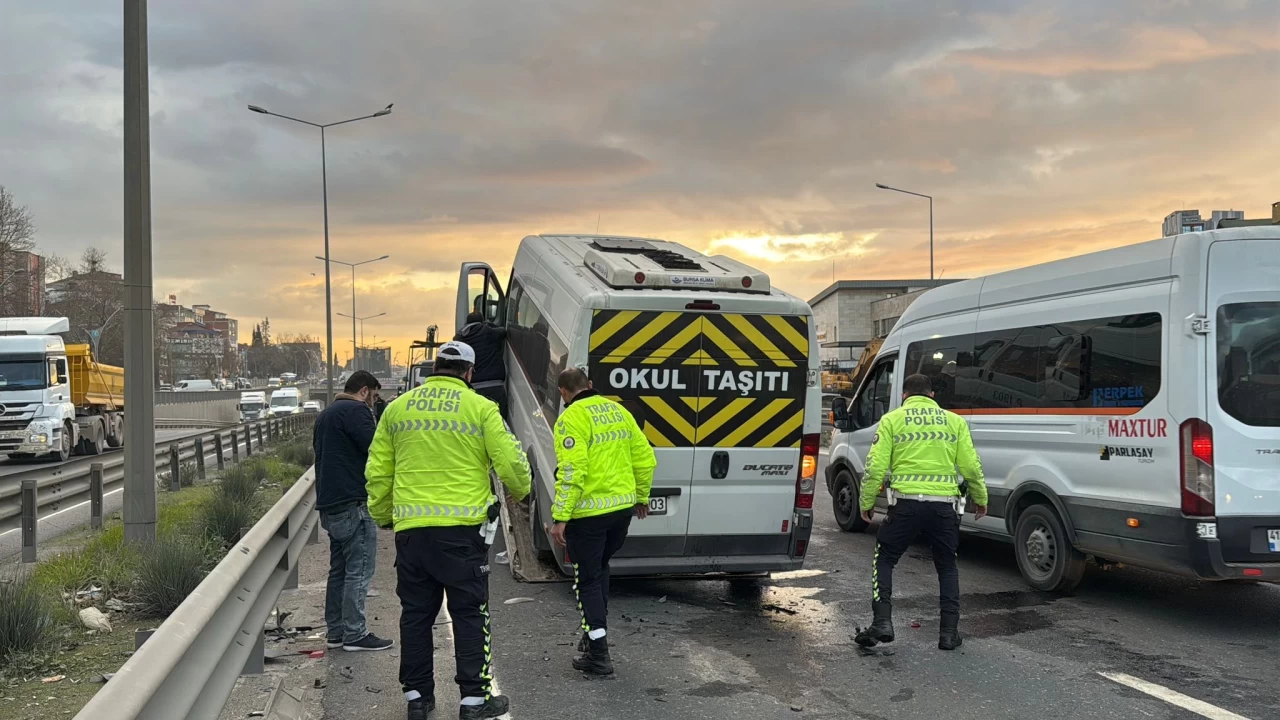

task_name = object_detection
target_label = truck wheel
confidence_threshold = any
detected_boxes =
[53,422,72,463]
[84,425,103,456]
[1014,504,1086,593]
[529,492,556,563]
[106,417,124,448]
[832,469,869,533]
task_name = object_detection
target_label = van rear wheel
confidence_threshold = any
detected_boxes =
[832,470,869,533]
[1014,505,1086,593]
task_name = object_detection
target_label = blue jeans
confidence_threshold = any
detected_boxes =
[321,503,377,643]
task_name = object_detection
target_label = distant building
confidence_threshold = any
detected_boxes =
[1216,201,1280,230]
[2,251,46,316]
[45,268,121,306]
[1162,208,1252,237]
[350,346,392,379]
[166,322,228,381]
[808,279,964,370]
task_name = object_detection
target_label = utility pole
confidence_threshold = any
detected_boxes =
[123,0,157,544]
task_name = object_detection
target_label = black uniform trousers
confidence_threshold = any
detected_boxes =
[873,499,961,614]
[395,525,492,701]
[565,508,633,633]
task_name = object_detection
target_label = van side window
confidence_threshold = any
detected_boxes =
[507,279,570,424]
[905,312,1162,412]
[854,358,896,429]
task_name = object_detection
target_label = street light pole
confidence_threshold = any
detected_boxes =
[324,255,388,372]
[875,183,934,282]
[123,0,157,545]
[337,311,386,370]
[249,103,392,404]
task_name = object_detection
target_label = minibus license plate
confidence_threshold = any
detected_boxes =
[1269,529,1280,553]
[648,497,667,515]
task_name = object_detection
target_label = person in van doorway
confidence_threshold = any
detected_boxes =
[549,368,657,676]
[366,341,531,720]
[855,373,988,651]
[454,311,508,417]
[313,370,394,654]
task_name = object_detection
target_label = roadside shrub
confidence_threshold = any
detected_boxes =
[218,464,260,504]
[199,492,256,548]
[276,440,314,469]
[0,577,56,660]
[133,538,214,616]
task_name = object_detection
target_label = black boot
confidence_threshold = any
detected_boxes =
[855,601,895,647]
[572,635,615,675]
[938,611,963,651]
[458,695,509,720]
[406,697,435,720]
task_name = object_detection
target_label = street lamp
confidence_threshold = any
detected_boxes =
[875,183,934,282]
[337,311,386,370]
[322,255,389,371]
[248,103,393,404]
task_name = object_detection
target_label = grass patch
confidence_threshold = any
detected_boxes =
[217,464,260,504]
[198,492,257,549]
[0,577,57,662]
[133,536,215,617]
[275,439,314,468]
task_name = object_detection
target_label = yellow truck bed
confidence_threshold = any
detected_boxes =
[66,344,124,410]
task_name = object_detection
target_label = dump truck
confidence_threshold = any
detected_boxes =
[0,317,125,461]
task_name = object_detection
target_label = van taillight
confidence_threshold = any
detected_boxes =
[795,433,819,509]
[1180,419,1215,516]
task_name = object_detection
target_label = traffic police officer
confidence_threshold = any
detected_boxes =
[549,367,657,676]
[367,341,531,720]
[855,373,987,651]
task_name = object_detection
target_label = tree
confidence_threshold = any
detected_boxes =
[45,248,125,365]
[0,186,39,317]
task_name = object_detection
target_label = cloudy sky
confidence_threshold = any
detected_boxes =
[3,0,1277,361]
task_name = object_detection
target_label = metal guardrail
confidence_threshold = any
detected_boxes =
[154,383,310,405]
[74,465,319,720]
[0,414,314,561]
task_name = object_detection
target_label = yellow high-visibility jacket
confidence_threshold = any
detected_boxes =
[552,392,656,522]
[859,395,987,512]
[367,375,530,531]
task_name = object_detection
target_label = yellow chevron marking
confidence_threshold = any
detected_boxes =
[725,314,796,367]
[756,408,804,448]
[641,396,696,443]
[643,422,675,447]
[589,310,640,351]
[695,398,754,439]
[682,397,714,411]
[716,398,792,447]
[681,349,717,366]
[641,318,704,364]
[763,314,809,356]
[701,319,758,367]
[603,312,680,363]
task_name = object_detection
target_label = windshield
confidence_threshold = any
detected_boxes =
[1217,301,1280,427]
[271,396,298,407]
[242,402,264,411]
[0,361,48,390]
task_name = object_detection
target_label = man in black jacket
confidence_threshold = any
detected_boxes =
[454,312,507,416]
[314,370,394,652]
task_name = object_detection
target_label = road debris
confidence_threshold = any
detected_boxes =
[79,607,113,633]
[339,666,355,681]
[104,598,127,612]
[494,551,509,565]
[658,595,668,603]
[247,712,264,718]
[41,675,64,684]
[504,597,536,605]
[364,686,382,694]
[763,604,798,615]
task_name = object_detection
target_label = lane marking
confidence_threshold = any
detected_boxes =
[1099,672,1251,720]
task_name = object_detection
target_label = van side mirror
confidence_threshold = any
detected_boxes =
[831,397,854,432]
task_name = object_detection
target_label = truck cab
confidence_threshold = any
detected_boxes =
[0,317,124,462]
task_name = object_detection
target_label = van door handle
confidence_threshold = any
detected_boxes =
[710,451,729,479]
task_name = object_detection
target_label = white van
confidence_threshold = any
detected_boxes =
[827,227,1280,590]
[239,391,268,422]
[175,379,215,392]
[457,234,821,576]
[269,387,301,416]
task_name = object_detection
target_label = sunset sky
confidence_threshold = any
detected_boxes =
[4,0,1277,363]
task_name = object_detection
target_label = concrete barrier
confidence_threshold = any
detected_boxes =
[154,385,310,425]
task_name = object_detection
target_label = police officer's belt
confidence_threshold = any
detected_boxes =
[894,494,956,504]
[472,380,504,390]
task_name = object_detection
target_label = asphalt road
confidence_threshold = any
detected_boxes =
[0,427,197,478]
[320,456,1280,720]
